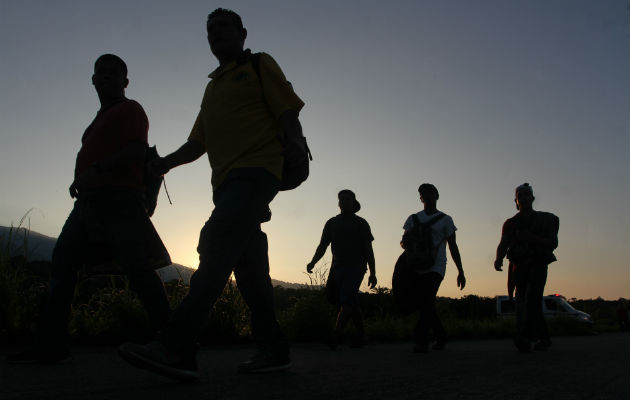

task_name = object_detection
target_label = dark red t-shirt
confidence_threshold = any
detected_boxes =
[75,100,148,191]
[502,211,559,266]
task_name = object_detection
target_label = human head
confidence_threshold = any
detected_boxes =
[514,183,534,211]
[418,183,439,206]
[92,54,128,99]
[206,8,247,63]
[338,189,361,214]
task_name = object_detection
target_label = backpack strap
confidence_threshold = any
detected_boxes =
[250,51,262,82]
[411,212,445,232]
[425,212,446,227]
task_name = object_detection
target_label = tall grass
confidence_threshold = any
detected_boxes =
[1,222,620,344]
[0,211,49,342]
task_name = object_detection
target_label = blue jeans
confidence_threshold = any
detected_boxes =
[41,191,172,351]
[163,168,287,356]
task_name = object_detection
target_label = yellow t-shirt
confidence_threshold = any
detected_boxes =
[189,51,305,189]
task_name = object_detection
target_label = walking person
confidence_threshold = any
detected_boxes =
[307,190,377,348]
[401,183,465,353]
[118,8,307,381]
[8,54,172,364]
[494,183,559,352]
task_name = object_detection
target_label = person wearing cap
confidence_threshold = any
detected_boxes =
[307,189,377,348]
[402,183,465,353]
[494,183,559,352]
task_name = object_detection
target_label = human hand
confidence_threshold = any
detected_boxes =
[494,259,503,271]
[457,273,466,290]
[368,274,377,289]
[69,180,79,198]
[306,262,315,274]
[147,157,170,177]
[69,165,100,198]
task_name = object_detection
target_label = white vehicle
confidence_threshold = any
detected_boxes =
[496,294,593,325]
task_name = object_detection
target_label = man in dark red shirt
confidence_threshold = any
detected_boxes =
[494,183,559,353]
[8,54,172,364]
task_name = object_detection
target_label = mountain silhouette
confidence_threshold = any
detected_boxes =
[0,226,306,288]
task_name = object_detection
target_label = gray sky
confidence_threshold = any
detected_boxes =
[1,0,628,299]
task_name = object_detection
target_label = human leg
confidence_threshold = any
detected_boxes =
[234,229,291,372]
[527,265,550,350]
[166,170,278,351]
[100,192,172,334]
[118,169,279,380]
[333,268,365,346]
[413,272,442,352]
[513,264,534,352]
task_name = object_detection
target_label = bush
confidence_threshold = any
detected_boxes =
[71,286,150,344]
[0,221,622,345]
[279,290,335,340]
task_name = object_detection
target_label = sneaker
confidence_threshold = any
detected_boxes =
[533,339,552,351]
[432,338,448,351]
[118,341,199,382]
[7,349,72,364]
[237,352,292,374]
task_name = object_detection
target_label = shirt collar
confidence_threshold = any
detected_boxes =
[208,49,252,79]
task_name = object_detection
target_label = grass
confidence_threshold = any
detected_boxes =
[1,222,625,345]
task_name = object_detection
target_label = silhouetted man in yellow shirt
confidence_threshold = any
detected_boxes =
[119,8,306,381]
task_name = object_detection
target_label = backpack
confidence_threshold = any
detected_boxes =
[250,52,312,191]
[143,145,171,217]
[401,213,446,271]
[391,252,417,315]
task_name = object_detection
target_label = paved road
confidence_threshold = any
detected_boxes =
[1,333,628,400]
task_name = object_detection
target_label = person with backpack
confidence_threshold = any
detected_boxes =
[7,54,172,364]
[118,8,306,381]
[307,190,377,349]
[400,183,465,353]
[494,183,559,353]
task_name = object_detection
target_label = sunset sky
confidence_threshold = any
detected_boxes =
[1,0,628,300]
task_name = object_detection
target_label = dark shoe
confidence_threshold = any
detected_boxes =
[238,352,292,374]
[432,338,448,350]
[514,337,531,353]
[118,341,199,381]
[413,343,428,353]
[7,349,72,364]
[533,339,552,351]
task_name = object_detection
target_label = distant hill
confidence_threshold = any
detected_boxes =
[157,263,309,288]
[0,226,56,261]
[0,226,307,288]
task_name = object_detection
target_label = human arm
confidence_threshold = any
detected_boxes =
[365,241,377,289]
[446,233,465,290]
[307,223,331,273]
[494,220,513,271]
[147,139,205,177]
